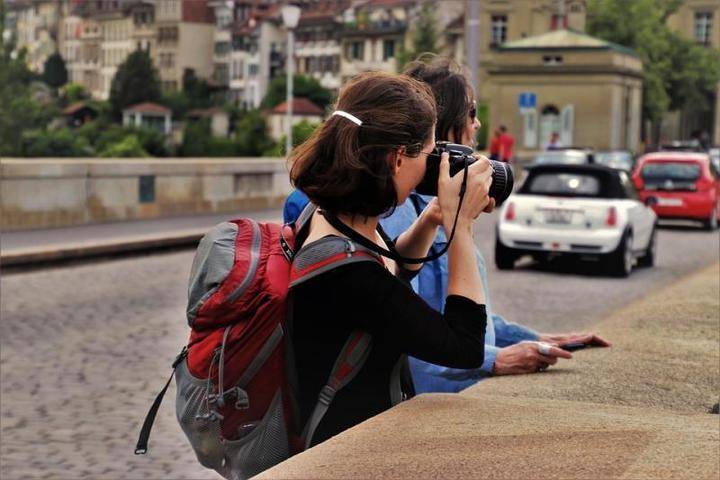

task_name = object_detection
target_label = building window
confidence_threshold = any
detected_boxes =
[382,39,395,60]
[158,26,178,43]
[543,55,563,66]
[347,41,364,60]
[491,15,507,47]
[695,12,713,45]
[249,64,259,76]
[159,52,175,68]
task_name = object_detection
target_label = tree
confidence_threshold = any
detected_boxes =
[21,129,91,157]
[260,75,333,110]
[42,52,68,89]
[396,0,440,71]
[0,4,51,156]
[180,119,237,157]
[61,83,90,104]
[236,109,274,156]
[265,119,320,156]
[587,0,720,141]
[109,48,161,119]
[98,134,148,157]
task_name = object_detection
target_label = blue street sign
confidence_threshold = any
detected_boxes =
[518,92,536,109]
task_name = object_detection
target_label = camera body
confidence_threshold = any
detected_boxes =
[415,141,514,205]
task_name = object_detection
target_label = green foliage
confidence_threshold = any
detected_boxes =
[42,52,68,89]
[180,119,238,157]
[89,124,168,157]
[587,0,720,125]
[109,48,161,119]
[61,83,90,104]
[98,134,148,157]
[21,128,91,157]
[260,75,333,110]
[475,102,489,150]
[265,119,320,156]
[236,110,275,156]
[396,0,439,71]
[0,33,52,155]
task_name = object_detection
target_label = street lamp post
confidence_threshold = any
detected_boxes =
[282,5,301,156]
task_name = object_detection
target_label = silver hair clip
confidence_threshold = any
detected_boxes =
[331,110,362,126]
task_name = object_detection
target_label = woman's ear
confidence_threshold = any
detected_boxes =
[391,147,406,174]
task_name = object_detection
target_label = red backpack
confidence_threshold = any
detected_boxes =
[135,205,382,479]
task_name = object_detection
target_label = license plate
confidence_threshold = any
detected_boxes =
[657,197,683,207]
[544,209,573,224]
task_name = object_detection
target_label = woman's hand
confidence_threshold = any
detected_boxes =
[437,152,493,232]
[419,197,443,227]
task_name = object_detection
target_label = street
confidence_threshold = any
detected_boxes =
[1,209,718,479]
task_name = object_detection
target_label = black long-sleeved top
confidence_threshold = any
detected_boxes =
[290,238,487,446]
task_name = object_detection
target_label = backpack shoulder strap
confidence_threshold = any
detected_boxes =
[301,330,371,450]
[288,236,380,449]
[289,236,383,288]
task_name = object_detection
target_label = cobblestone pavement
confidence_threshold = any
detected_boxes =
[1,211,718,479]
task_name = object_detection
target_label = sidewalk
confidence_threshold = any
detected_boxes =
[0,209,282,267]
[259,263,720,480]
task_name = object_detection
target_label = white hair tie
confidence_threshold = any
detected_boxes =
[331,110,362,126]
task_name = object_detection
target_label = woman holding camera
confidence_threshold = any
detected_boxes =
[289,71,493,446]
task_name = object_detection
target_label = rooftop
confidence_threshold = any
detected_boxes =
[123,102,171,115]
[501,29,639,58]
[270,98,324,116]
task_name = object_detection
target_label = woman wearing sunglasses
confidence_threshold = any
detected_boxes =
[380,56,610,393]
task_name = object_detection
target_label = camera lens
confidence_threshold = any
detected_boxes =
[488,160,513,205]
[415,142,514,205]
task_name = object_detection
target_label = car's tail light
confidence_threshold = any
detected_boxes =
[605,207,617,227]
[504,202,516,221]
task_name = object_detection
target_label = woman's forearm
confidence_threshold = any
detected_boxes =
[394,209,440,272]
[446,226,484,304]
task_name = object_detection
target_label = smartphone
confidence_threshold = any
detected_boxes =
[560,342,587,352]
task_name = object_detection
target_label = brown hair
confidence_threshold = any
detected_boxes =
[290,71,436,216]
[403,54,474,143]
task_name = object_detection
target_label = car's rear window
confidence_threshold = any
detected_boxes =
[525,173,602,197]
[595,152,633,170]
[534,152,587,165]
[641,162,700,182]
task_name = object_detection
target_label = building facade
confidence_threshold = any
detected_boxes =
[7,0,62,72]
[155,0,215,92]
[666,0,719,144]
[486,29,643,152]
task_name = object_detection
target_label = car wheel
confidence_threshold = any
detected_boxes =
[637,227,656,268]
[495,240,516,270]
[704,207,718,231]
[607,231,633,277]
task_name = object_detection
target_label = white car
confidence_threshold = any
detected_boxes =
[496,164,657,277]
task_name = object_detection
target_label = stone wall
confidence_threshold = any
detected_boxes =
[0,158,292,231]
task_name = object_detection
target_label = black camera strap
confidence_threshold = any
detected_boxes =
[319,161,469,265]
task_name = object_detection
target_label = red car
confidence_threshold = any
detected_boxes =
[632,152,720,230]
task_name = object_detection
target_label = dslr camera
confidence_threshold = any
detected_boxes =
[415,142,514,205]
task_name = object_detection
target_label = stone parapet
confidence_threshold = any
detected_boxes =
[258,263,720,480]
[0,158,292,230]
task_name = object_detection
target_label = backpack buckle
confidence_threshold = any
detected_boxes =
[344,240,356,258]
[318,385,336,406]
[210,386,250,410]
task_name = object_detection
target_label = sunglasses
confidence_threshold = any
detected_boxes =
[468,101,477,120]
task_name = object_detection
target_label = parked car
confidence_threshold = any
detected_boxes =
[496,164,657,277]
[594,150,635,173]
[658,141,703,152]
[632,152,719,230]
[532,148,594,166]
[709,147,720,172]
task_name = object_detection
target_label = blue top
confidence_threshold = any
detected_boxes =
[282,190,539,393]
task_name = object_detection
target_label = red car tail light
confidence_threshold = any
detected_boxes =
[505,202,516,221]
[606,207,617,227]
